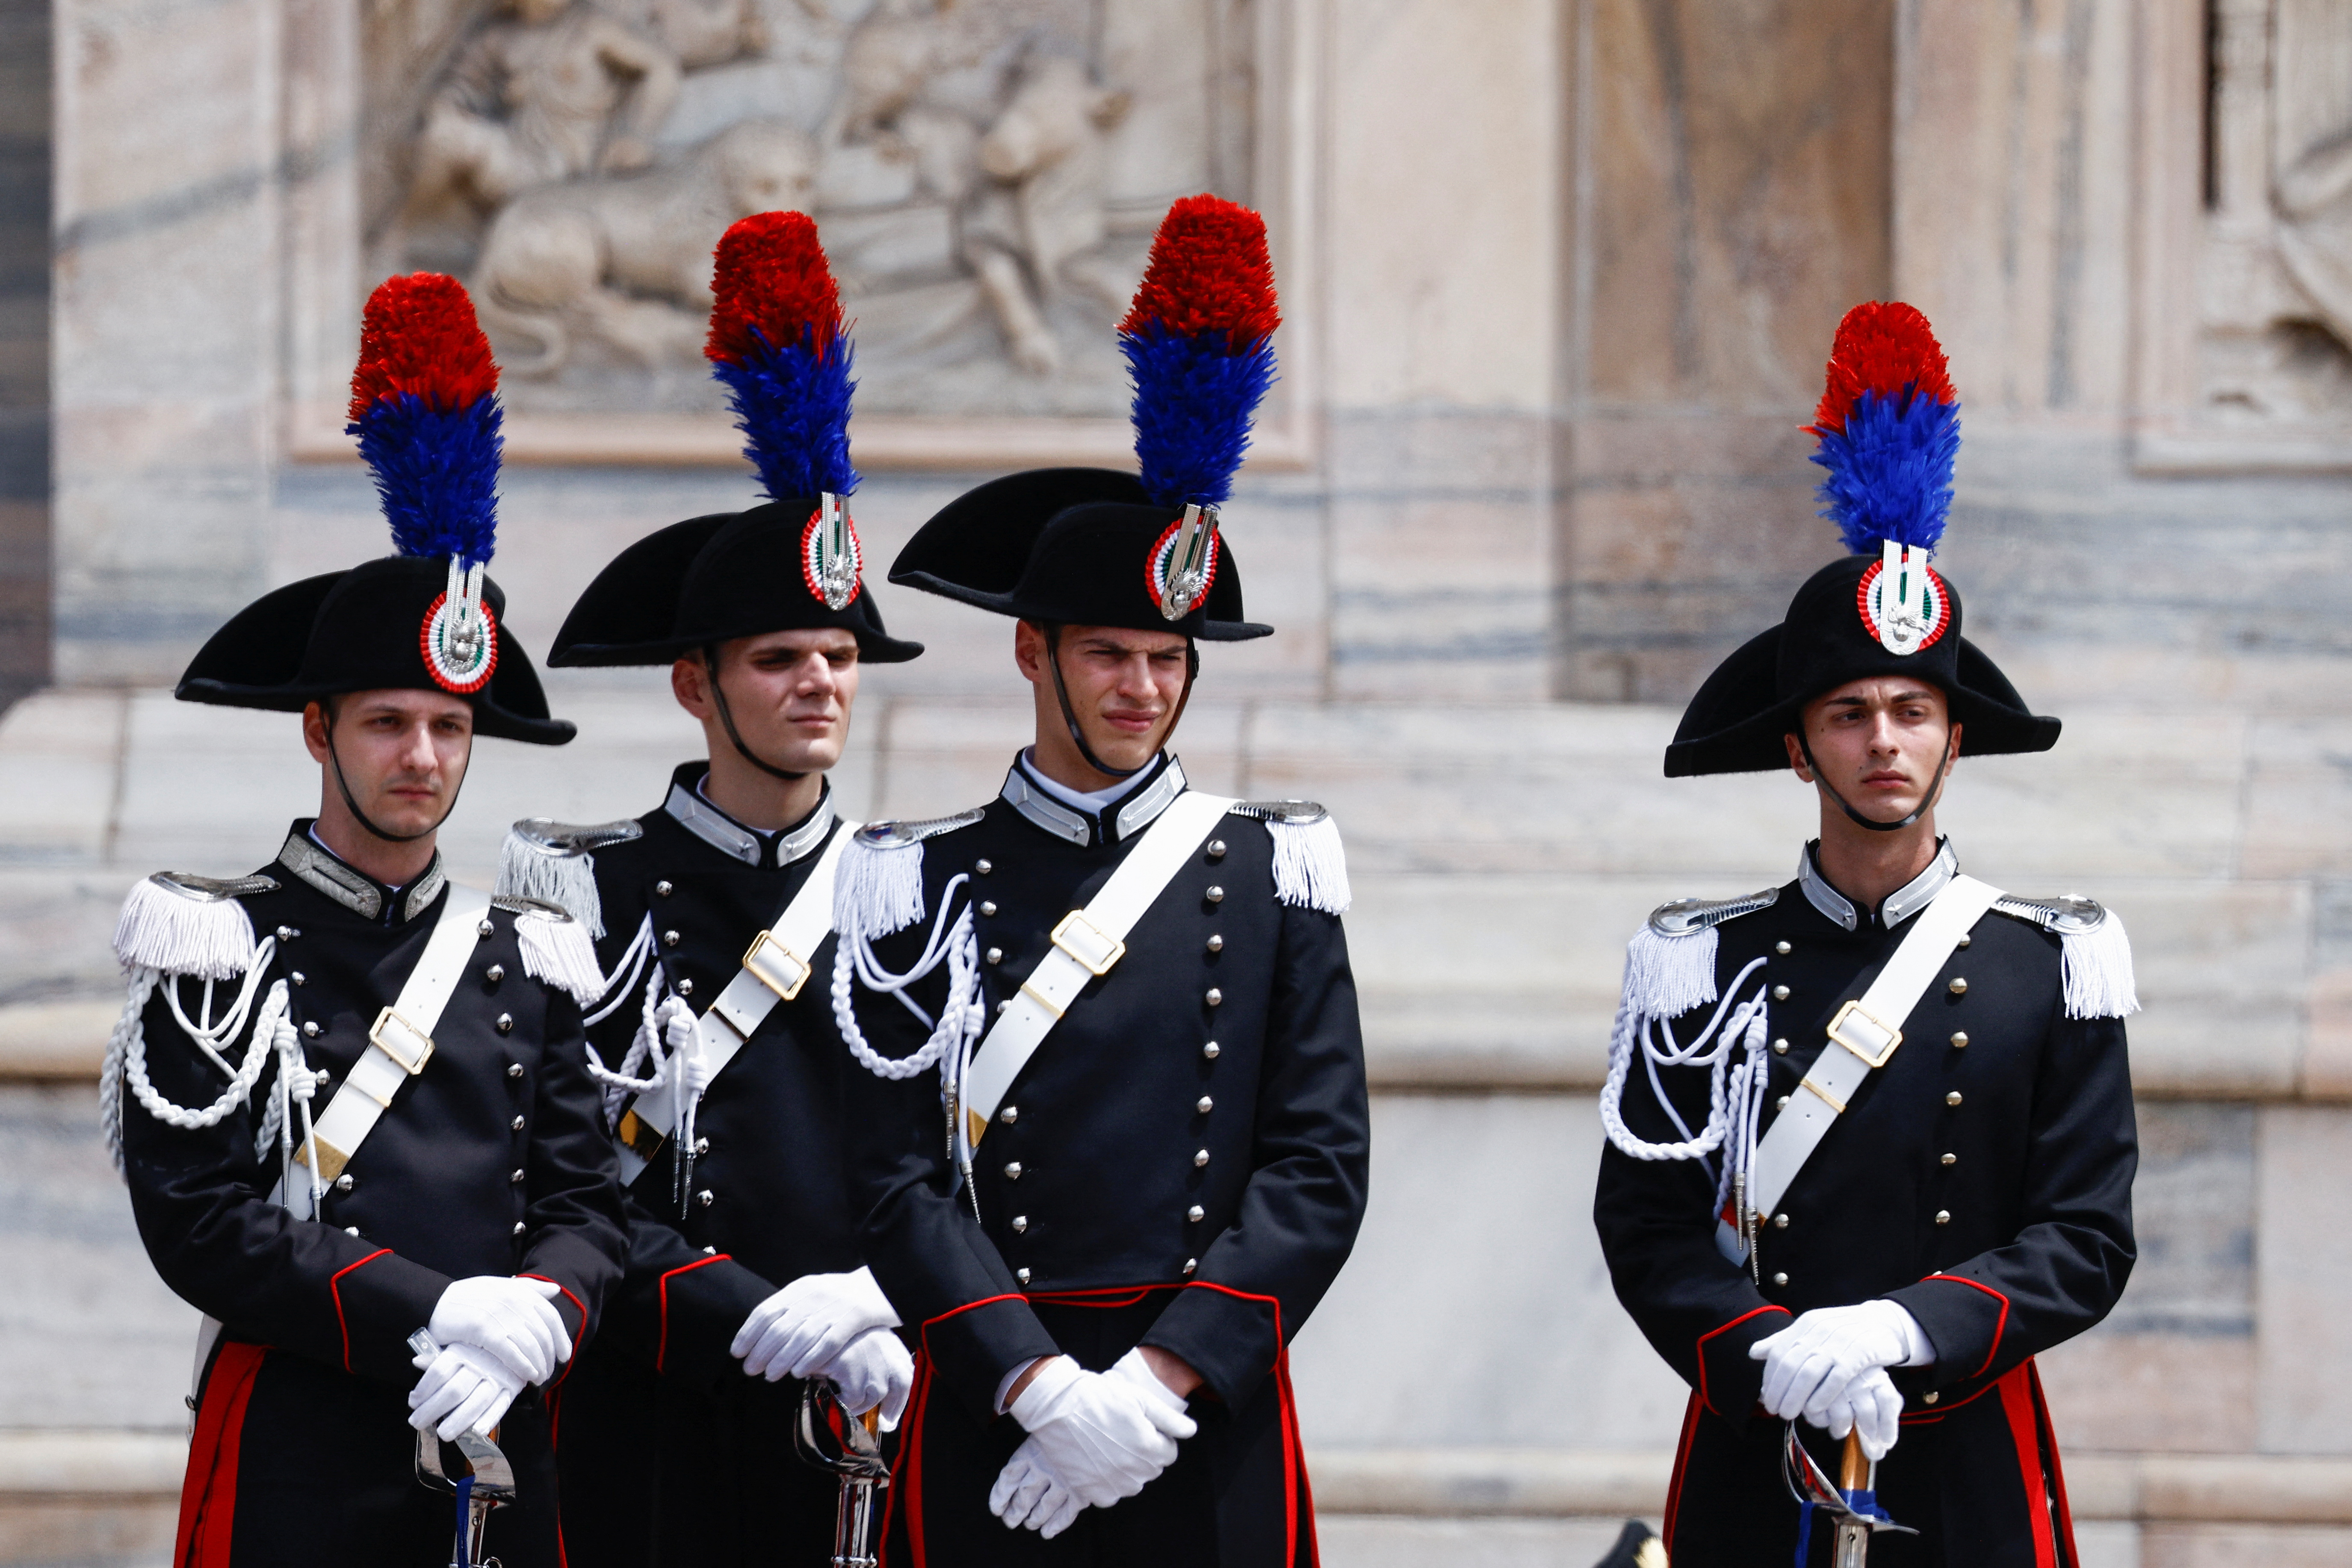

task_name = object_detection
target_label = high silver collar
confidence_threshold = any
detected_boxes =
[1001,755,1188,848]
[1798,838,1957,932]
[277,831,447,924]
[664,778,835,869]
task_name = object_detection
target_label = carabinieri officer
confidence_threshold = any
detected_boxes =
[499,212,923,1568]
[1593,303,2138,1565]
[828,195,1368,1568]
[106,275,626,1568]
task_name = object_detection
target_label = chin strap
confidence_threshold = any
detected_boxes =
[703,642,810,783]
[1041,624,1198,781]
[325,713,464,847]
[1796,730,1955,834]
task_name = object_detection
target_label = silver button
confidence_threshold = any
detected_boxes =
[1196,1096,1214,1115]
[1205,886,1224,904]
[975,859,993,875]
[1206,934,1223,954]
[1956,933,1971,948]
[1771,1272,1789,1287]
[1202,1041,1220,1060]
[995,1000,1008,1014]
[1776,1095,1791,1110]
[347,1225,362,1236]
[676,978,693,997]
[511,1169,526,1184]
[694,1137,709,1155]
[276,925,297,942]
[290,971,306,987]
[697,1190,715,1208]
[1000,1105,1019,1125]
[1187,1205,1205,1223]
[1948,977,1968,995]
[1194,1149,1210,1167]
[1935,1210,1951,1225]
[987,947,1004,965]
[1941,1152,1956,1166]
[1773,1213,1788,1229]
[703,1245,716,1254]
[508,1063,524,1079]
[314,1067,332,1084]
[301,1021,320,1038]
[1923,1390,1940,1405]
[1774,941,1792,956]
[1951,1031,1969,1048]
[1773,1038,1788,1055]
[1946,1091,1963,1107]
[485,964,504,985]
[496,1013,514,1034]
[1182,1257,1198,1276]
[1016,1267,1031,1285]
[478,919,495,938]
[663,930,681,948]
[1011,1215,1028,1234]
[511,1115,526,1131]
[656,880,674,897]
[1003,1162,1022,1180]
[1771,985,1791,1001]
[512,1222,526,1235]
[980,901,998,917]
[334,1174,355,1192]
[1206,840,1226,860]
[1205,988,1222,1007]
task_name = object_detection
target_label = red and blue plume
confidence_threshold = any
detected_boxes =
[346,274,503,568]
[705,212,858,500]
[1120,194,1280,510]
[1806,301,1960,555]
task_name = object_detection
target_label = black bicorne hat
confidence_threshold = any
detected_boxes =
[889,468,1270,641]
[1664,555,2058,776]
[891,196,1283,642]
[547,502,923,666]
[177,558,573,744]
[1666,301,2058,777]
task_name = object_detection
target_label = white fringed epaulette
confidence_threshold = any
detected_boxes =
[1991,894,2139,1019]
[495,818,642,938]
[495,895,608,1007]
[112,872,275,980]
[1619,888,1781,1021]
[1229,800,1350,915]
[834,809,986,944]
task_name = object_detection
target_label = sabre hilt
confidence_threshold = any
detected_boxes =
[794,1376,890,1568]
[409,1330,516,1568]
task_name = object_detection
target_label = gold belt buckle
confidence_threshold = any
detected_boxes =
[369,1007,436,1074]
[1049,910,1126,976]
[1826,999,1902,1069]
[742,929,812,1001]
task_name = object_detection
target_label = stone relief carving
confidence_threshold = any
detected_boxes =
[362,0,1259,419]
[2193,0,2352,429]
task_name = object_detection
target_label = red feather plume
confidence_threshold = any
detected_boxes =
[706,211,842,364]
[1808,301,1955,437]
[1120,194,1280,347]
[347,274,499,422]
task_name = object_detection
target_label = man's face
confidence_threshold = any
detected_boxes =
[1784,677,1960,824]
[304,690,475,839]
[673,628,861,775]
[1015,621,1189,777]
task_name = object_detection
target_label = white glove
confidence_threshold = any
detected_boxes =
[990,1436,1087,1538]
[1750,1300,1932,1427]
[408,1341,525,1441]
[813,1325,915,1431]
[429,1276,571,1387]
[1004,1354,1196,1510]
[1819,1365,1906,1462]
[732,1266,901,1382]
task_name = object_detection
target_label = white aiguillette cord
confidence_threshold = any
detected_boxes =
[615,824,857,1186]
[1723,874,2004,1261]
[959,790,1236,1148]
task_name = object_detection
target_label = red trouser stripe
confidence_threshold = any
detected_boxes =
[174,1341,269,1568]
[1996,1363,2058,1568]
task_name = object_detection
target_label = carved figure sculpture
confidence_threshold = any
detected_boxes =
[472,119,819,375]
[961,54,1132,376]
[408,0,685,216]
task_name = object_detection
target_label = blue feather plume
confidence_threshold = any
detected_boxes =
[1124,326,1277,510]
[349,393,503,568]
[712,326,860,502]
[1809,389,1960,555]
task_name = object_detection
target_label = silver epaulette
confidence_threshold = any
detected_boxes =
[506,818,644,858]
[1992,894,2108,935]
[149,871,279,902]
[855,808,987,849]
[1229,799,1329,824]
[1647,887,1780,937]
[492,894,576,922]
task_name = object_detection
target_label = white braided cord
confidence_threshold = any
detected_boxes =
[1598,955,1770,1170]
[831,874,984,1084]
